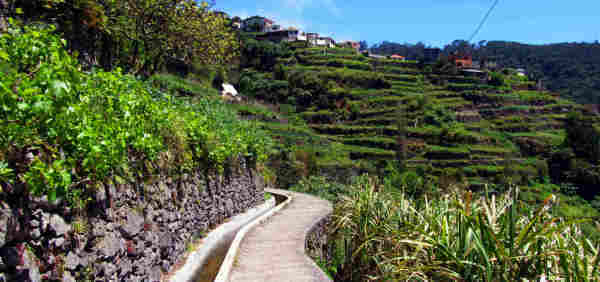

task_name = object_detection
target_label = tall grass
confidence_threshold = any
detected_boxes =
[329,176,600,281]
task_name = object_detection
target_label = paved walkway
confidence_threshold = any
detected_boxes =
[228,189,333,282]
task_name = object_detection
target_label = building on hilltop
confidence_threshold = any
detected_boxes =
[317,37,336,48]
[460,68,487,78]
[338,41,360,52]
[423,48,442,63]
[390,54,405,61]
[368,53,387,59]
[306,33,319,46]
[257,29,307,43]
[242,16,275,32]
[448,53,473,68]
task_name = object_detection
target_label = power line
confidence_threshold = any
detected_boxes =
[468,0,500,43]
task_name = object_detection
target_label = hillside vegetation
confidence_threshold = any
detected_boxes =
[0,26,269,208]
[232,35,600,280]
[371,40,600,104]
[3,7,600,281]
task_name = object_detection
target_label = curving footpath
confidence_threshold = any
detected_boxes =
[227,189,333,282]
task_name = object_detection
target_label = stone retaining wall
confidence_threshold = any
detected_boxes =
[305,213,332,266]
[0,159,264,282]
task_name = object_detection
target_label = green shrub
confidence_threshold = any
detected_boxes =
[489,72,507,87]
[290,175,348,202]
[0,26,270,206]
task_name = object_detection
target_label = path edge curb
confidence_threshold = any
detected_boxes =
[302,200,334,282]
[214,188,292,282]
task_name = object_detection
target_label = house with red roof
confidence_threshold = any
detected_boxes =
[448,53,473,68]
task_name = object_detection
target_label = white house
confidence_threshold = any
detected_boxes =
[315,37,335,48]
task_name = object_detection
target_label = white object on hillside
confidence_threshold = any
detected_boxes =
[222,83,238,97]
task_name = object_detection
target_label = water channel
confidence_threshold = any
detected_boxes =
[187,193,287,282]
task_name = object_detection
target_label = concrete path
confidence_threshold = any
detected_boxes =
[228,189,333,282]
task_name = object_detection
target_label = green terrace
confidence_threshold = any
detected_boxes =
[349,95,411,108]
[297,57,372,71]
[339,144,396,160]
[329,88,411,100]
[348,116,398,126]
[296,47,360,55]
[330,136,398,151]
[367,58,420,67]
[382,73,421,83]
[310,124,398,136]
[353,107,399,119]
[378,65,422,75]
[294,53,368,62]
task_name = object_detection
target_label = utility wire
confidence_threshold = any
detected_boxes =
[468,0,500,43]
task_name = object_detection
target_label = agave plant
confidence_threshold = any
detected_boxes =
[330,178,600,282]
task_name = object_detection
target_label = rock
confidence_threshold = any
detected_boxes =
[40,213,50,233]
[0,246,21,267]
[30,195,63,210]
[160,260,170,272]
[167,212,176,223]
[62,271,76,282]
[12,269,40,282]
[225,199,234,216]
[49,215,71,236]
[98,234,124,259]
[149,266,161,282]
[0,204,17,248]
[120,212,144,238]
[96,186,107,202]
[30,228,41,240]
[0,206,8,248]
[142,231,158,244]
[119,258,132,277]
[18,247,41,282]
[90,220,107,238]
[49,237,65,248]
[64,252,82,271]
[100,262,117,277]
[126,275,143,282]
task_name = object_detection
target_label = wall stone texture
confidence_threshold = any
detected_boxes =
[305,214,332,266]
[0,159,264,281]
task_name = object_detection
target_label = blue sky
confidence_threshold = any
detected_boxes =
[215,0,600,47]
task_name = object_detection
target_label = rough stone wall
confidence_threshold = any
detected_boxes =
[305,214,332,264]
[0,159,264,282]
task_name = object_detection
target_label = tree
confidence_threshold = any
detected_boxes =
[102,0,238,75]
[9,0,238,76]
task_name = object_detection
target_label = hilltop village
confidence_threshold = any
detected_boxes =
[222,14,530,80]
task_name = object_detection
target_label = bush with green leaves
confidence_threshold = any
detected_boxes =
[290,175,349,203]
[328,177,600,281]
[0,26,270,206]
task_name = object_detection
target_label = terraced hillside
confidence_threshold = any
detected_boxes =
[236,43,599,189]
